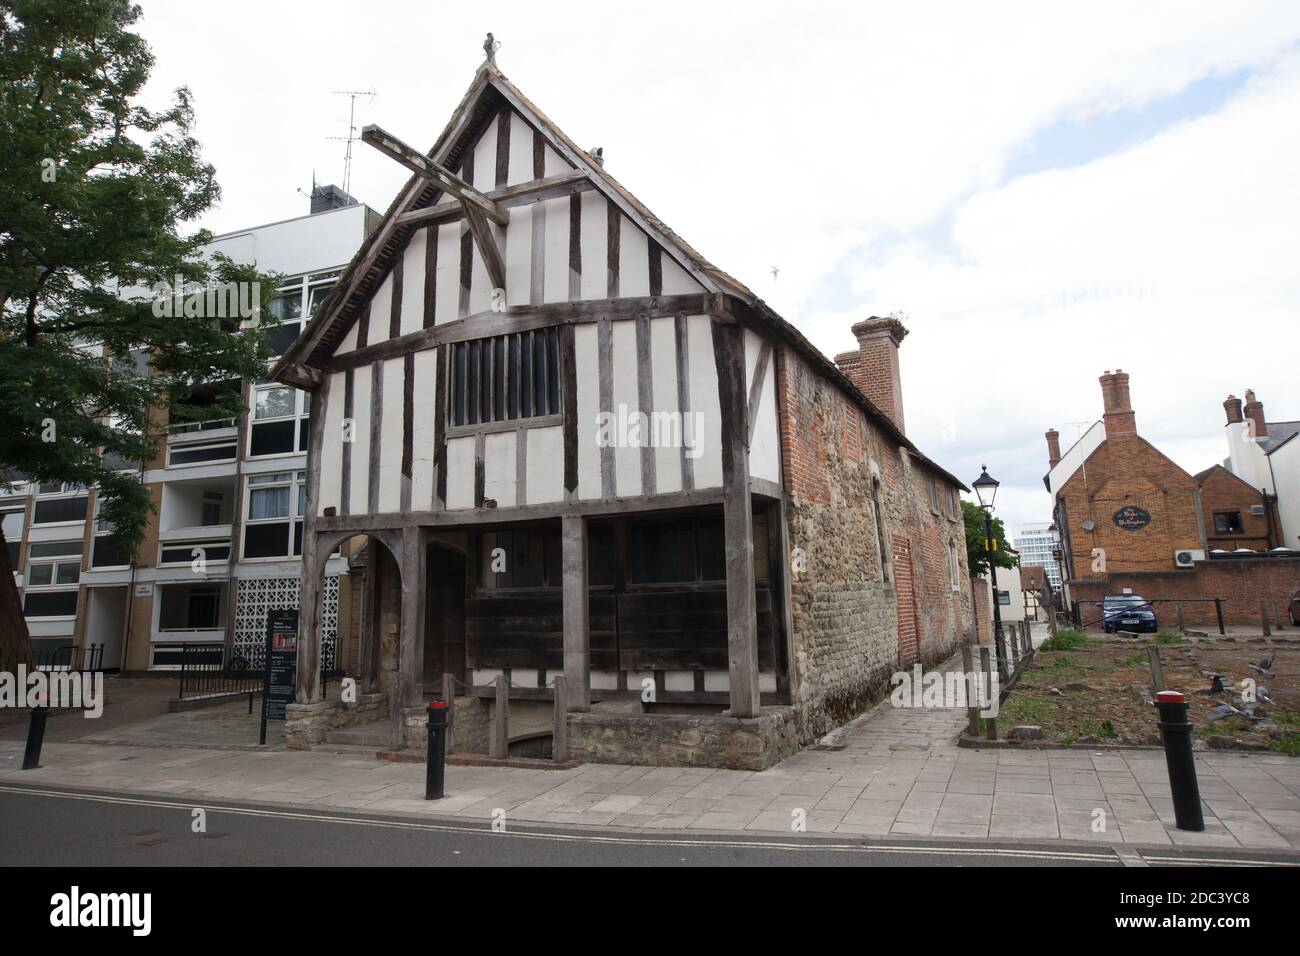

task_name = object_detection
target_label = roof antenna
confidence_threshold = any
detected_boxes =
[484,32,501,66]
[328,87,378,196]
[770,266,780,281]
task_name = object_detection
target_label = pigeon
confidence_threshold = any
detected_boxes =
[1195,674,1227,695]
[1248,652,1276,679]
[1207,701,1265,723]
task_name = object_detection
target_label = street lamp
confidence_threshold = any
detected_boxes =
[972,465,1007,679]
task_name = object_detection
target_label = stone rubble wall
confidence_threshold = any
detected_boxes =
[284,691,388,750]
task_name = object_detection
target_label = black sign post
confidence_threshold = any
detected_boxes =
[260,608,299,746]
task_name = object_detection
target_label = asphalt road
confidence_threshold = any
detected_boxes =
[2,783,1297,868]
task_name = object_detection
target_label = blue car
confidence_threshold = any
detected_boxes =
[1100,594,1158,634]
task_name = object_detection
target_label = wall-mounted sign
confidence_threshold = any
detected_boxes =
[134,583,154,597]
[1113,506,1152,531]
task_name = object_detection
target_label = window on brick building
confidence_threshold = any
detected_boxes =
[872,478,890,584]
[1213,511,1243,534]
[927,474,940,514]
[947,486,959,521]
[949,540,961,591]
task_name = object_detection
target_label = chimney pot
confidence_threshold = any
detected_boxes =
[1046,428,1061,468]
[1223,394,1243,425]
[1242,390,1266,439]
[1099,369,1136,438]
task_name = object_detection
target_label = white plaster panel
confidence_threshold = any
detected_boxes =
[472,118,498,192]
[507,112,534,185]
[579,191,607,300]
[526,426,564,504]
[348,369,371,515]
[484,431,517,508]
[367,271,393,345]
[410,350,437,509]
[575,324,601,499]
[611,320,641,497]
[618,216,650,297]
[400,228,426,336]
[377,357,405,512]
[686,314,723,488]
[434,222,460,325]
[542,196,570,303]
[444,435,475,510]
[504,204,531,309]
[317,371,345,516]
[650,316,683,494]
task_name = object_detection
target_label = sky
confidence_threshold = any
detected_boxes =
[133,1,1300,535]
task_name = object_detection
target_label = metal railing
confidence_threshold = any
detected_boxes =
[167,416,238,436]
[33,643,104,672]
[177,642,345,701]
[177,643,259,699]
[32,642,104,671]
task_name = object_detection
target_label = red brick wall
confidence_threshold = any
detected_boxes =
[1069,557,1300,627]
[1199,466,1276,551]
[1058,433,1201,577]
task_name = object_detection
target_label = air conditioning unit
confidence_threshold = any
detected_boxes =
[1174,549,1204,568]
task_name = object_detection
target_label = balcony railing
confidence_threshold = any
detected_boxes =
[167,416,238,436]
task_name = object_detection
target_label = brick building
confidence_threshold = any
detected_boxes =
[1044,369,1297,627]
[269,60,974,768]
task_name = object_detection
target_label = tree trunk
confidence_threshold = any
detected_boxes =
[0,522,33,671]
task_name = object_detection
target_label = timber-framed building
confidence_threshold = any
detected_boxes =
[272,62,975,768]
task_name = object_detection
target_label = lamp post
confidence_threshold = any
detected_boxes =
[972,466,1008,681]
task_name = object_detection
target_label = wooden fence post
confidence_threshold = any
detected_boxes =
[492,671,510,759]
[961,645,980,737]
[980,646,998,741]
[552,674,569,763]
[1176,604,1186,634]
[1147,646,1165,696]
[1261,601,1272,637]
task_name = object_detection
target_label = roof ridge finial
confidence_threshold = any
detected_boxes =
[483,32,501,66]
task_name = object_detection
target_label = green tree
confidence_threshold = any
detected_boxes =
[0,1,279,669]
[962,499,1016,579]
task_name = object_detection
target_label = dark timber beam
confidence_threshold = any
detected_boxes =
[361,124,509,226]
[395,171,592,227]
[561,515,590,712]
[326,294,707,373]
[711,314,760,718]
[462,201,507,292]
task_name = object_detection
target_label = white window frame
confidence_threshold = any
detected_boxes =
[30,482,89,528]
[23,540,83,619]
[241,470,306,561]
[247,382,310,459]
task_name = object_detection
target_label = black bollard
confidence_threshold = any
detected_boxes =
[1153,690,1204,831]
[425,699,449,800]
[23,702,50,770]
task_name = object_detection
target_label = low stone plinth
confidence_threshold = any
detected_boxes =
[568,706,799,770]
[284,691,388,750]
[399,697,490,753]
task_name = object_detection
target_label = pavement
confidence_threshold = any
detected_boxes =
[1,627,1297,856]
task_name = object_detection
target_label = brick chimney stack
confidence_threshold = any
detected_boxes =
[1099,369,1136,439]
[1243,389,1266,439]
[1223,394,1243,425]
[1046,429,1061,468]
[846,316,909,433]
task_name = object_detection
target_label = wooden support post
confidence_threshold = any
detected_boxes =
[961,645,980,737]
[397,527,427,709]
[293,374,331,705]
[1147,646,1165,696]
[552,674,569,763]
[492,671,510,759]
[442,673,456,754]
[561,515,590,712]
[1176,604,1186,634]
[711,317,760,718]
[1275,601,1285,630]
[980,646,998,741]
[1261,601,1272,637]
